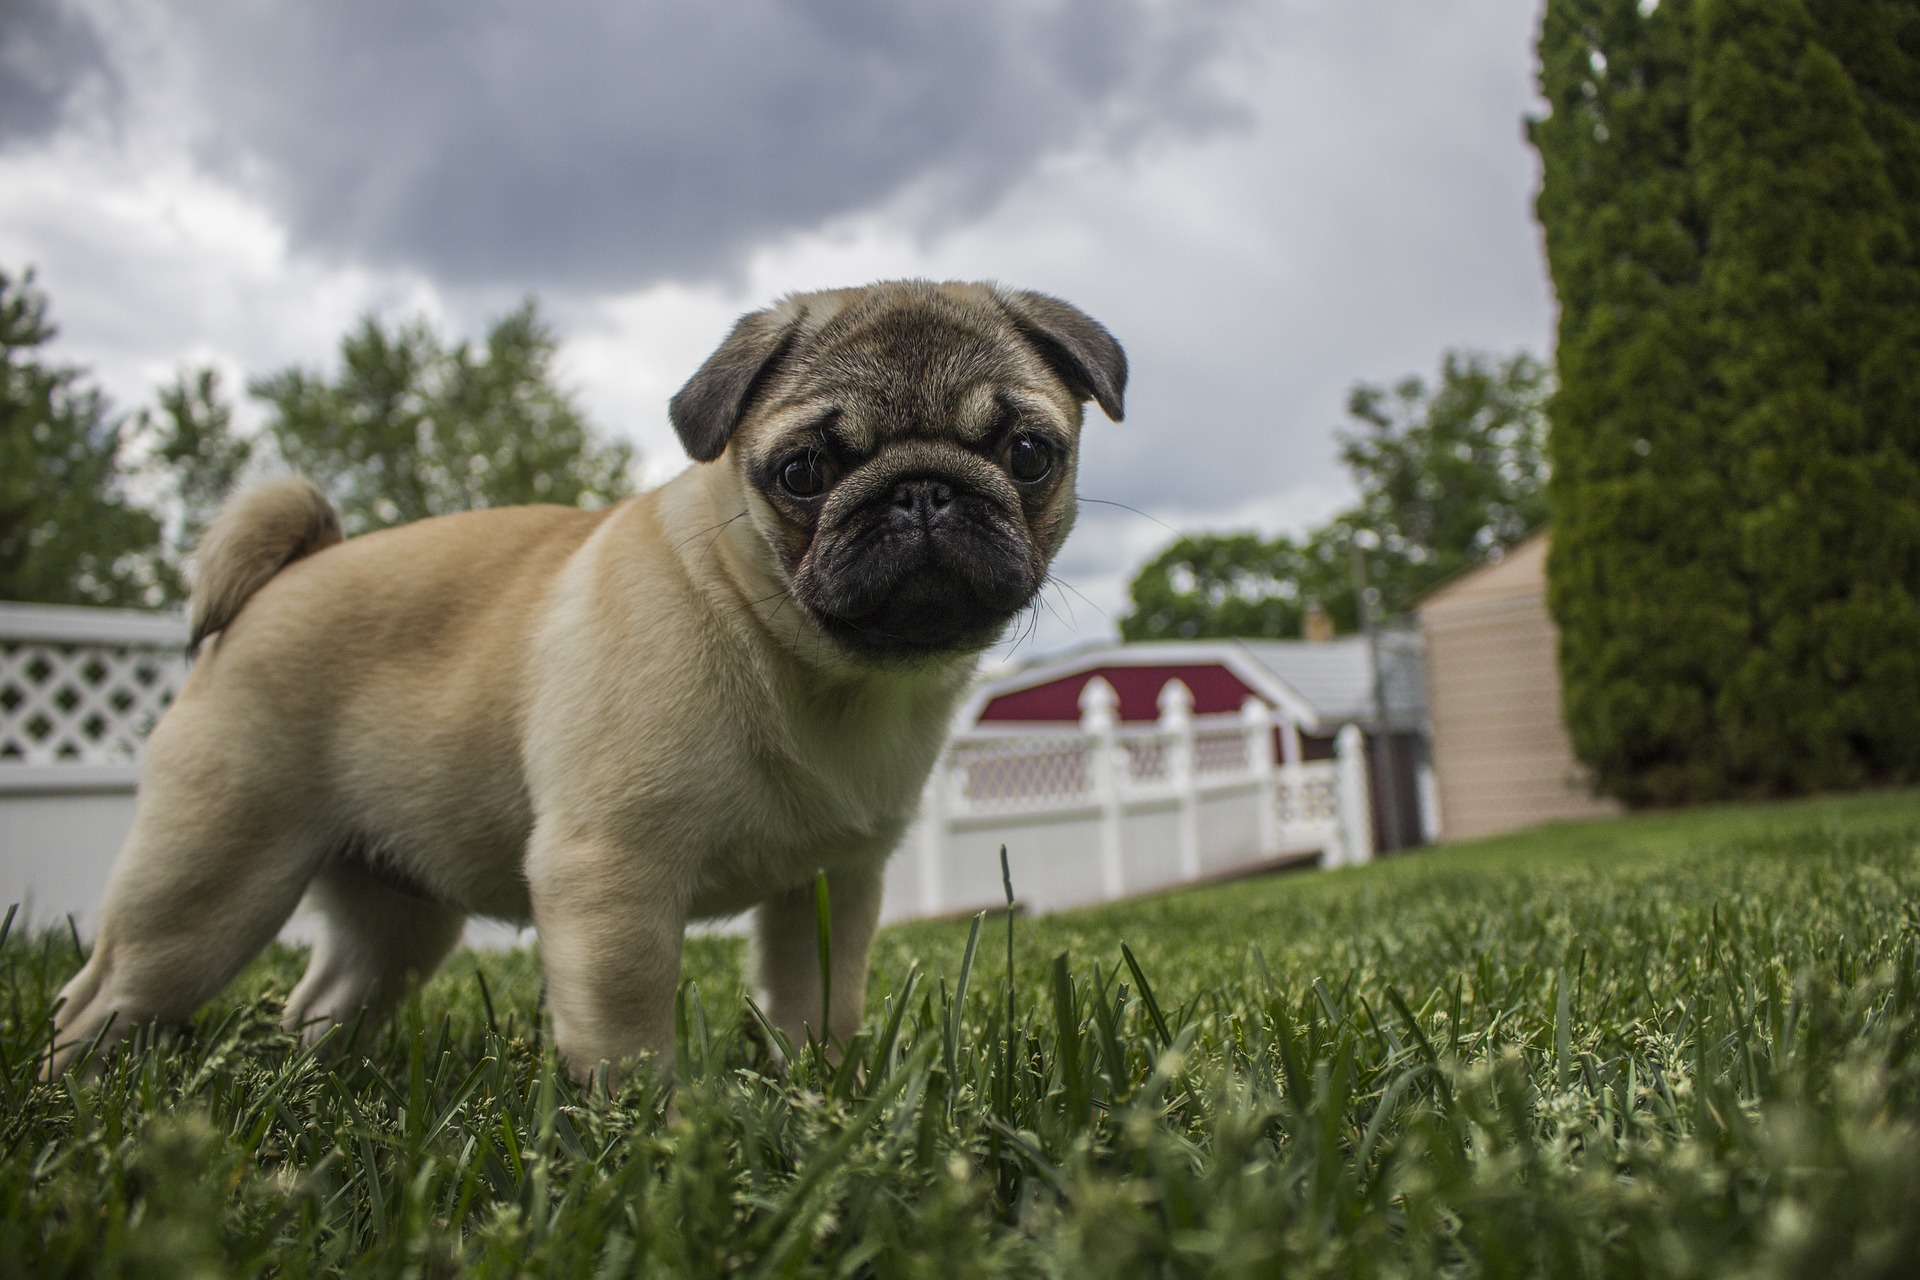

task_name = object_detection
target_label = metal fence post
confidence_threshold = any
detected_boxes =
[1159,679,1198,881]
[1079,676,1125,899]
[1333,722,1374,866]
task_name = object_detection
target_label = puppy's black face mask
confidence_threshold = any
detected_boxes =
[765,428,1065,660]
[668,282,1127,662]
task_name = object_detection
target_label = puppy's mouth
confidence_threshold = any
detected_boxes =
[792,474,1043,658]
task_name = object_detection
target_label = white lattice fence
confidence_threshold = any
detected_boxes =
[1,639,184,765]
[0,604,189,776]
[952,733,1090,809]
[1194,728,1249,776]
[0,604,188,940]
[1276,767,1338,830]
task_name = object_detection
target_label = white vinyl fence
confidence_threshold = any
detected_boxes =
[2,603,1372,940]
[879,676,1372,923]
[0,602,190,937]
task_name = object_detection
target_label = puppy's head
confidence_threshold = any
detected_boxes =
[669,281,1126,661]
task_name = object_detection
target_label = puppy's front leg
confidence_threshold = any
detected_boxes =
[527,824,687,1082]
[754,861,886,1048]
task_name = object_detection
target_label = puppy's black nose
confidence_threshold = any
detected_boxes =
[891,478,955,524]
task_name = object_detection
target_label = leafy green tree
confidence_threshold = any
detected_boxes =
[253,302,635,535]
[1121,351,1550,641]
[2,279,636,609]
[1535,0,1920,804]
[1342,351,1551,598]
[134,365,254,569]
[1121,529,1353,642]
[0,269,170,607]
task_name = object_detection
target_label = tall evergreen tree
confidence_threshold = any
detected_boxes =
[1535,0,1920,804]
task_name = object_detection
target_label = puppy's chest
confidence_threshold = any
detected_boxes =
[691,719,940,908]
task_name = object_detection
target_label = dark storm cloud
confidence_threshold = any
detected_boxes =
[154,0,1248,290]
[0,0,114,147]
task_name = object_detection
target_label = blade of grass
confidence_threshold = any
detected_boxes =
[1122,942,1173,1052]
[814,869,833,1042]
[946,911,985,1102]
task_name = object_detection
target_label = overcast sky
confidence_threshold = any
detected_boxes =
[1,0,1554,658]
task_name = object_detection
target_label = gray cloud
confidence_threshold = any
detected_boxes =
[139,0,1251,290]
[2,0,1554,658]
[0,0,114,147]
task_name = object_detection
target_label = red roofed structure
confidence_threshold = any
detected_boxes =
[958,636,1433,851]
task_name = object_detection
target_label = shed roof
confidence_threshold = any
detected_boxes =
[1416,529,1550,616]
[960,633,1426,732]
[1238,631,1426,727]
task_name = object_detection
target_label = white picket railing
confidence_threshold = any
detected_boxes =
[882,676,1372,922]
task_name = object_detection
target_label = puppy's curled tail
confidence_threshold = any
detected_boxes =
[189,477,343,653]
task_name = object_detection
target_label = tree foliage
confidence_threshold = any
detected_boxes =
[0,270,171,607]
[1121,528,1357,642]
[252,303,635,535]
[1535,0,1920,804]
[1121,351,1550,642]
[2,277,640,606]
[135,366,254,568]
[1342,352,1552,591]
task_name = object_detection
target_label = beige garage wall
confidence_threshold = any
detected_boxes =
[1417,533,1618,841]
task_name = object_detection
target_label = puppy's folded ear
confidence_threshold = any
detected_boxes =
[669,309,800,462]
[995,289,1128,423]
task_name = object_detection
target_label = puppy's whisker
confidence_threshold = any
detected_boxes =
[693,510,751,568]
[1046,573,1116,625]
[1033,587,1070,632]
[672,508,749,553]
[1044,579,1083,630]
[734,588,794,614]
[1009,608,1040,657]
[997,600,1041,659]
[1074,494,1181,539]
[727,591,806,643]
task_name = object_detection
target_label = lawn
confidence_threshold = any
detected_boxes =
[6,788,1920,1276]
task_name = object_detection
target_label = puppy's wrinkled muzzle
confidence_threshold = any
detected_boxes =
[801,477,1039,657]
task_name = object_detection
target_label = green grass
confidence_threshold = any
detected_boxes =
[7,788,1920,1276]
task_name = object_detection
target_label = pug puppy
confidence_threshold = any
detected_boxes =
[48,280,1125,1080]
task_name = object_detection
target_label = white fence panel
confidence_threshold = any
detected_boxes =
[4,605,1375,938]
[880,676,1372,923]
[0,603,535,947]
[1,604,191,937]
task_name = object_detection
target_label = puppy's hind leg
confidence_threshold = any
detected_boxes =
[281,857,467,1048]
[47,799,329,1078]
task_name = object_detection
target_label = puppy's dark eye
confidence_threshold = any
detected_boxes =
[1008,433,1053,484]
[779,451,828,498]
